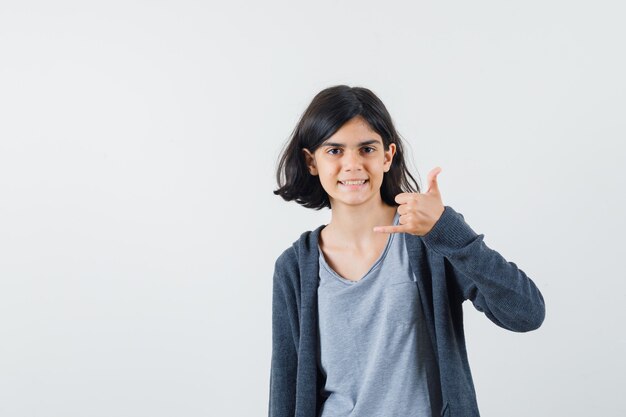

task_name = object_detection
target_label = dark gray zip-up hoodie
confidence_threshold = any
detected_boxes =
[269,205,546,417]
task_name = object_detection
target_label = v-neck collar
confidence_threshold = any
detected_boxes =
[317,211,400,285]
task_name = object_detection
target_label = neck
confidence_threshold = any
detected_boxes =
[324,200,397,249]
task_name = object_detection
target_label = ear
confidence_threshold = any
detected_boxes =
[383,143,396,172]
[302,148,318,175]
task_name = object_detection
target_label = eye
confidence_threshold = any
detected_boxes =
[325,147,376,155]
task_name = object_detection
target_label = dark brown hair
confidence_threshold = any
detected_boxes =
[273,85,420,210]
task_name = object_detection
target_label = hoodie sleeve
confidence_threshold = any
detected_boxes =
[268,260,298,417]
[420,205,546,332]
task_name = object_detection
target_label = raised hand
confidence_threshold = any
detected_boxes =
[373,166,445,236]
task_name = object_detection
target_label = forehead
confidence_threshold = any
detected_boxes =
[321,117,382,147]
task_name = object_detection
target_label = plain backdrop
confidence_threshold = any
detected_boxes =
[1,1,624,416]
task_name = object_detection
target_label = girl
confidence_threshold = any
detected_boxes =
[270,85,545,417]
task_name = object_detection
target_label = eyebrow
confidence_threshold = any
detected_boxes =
[320,139,382,147]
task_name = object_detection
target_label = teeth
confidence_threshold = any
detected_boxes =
[341,180,366,185]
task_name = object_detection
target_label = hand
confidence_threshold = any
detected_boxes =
[373,166,445,236]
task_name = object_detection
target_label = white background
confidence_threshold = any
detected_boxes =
[1,1,624,416]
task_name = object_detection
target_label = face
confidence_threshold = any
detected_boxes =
[302,116,396,209]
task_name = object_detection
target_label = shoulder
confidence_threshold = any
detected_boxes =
[274,245,297,274]
[273,224,324,286]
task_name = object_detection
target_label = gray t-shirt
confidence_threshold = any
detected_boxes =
[316,211,443,417]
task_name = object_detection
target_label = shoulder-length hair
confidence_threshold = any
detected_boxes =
[273,85,420,210]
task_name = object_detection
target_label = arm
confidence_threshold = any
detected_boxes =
[268,262,298,417]
[421,206,546,332]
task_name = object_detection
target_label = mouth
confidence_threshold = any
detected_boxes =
[338,179,369,189]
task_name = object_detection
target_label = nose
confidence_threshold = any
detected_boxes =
[342,149,363,171]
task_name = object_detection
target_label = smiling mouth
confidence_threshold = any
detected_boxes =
[338,179,369,186]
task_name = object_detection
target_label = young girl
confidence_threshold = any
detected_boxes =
[270,85,545,417]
